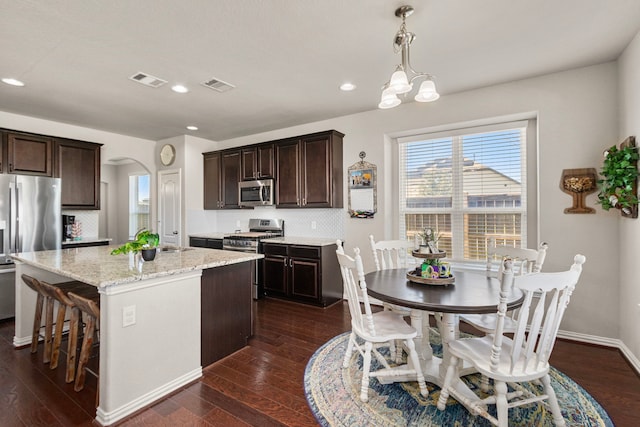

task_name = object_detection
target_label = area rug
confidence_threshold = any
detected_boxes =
[304,331,613,426]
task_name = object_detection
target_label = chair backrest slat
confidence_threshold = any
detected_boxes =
[369,235,412,271]
[498,254,585,375]
[486,238,548,279]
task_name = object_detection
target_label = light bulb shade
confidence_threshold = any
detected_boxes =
[388,69,412,94]
[378,87,401,109]
[414,78,440,102]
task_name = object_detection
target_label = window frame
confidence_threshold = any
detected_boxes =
[394,118,538,268]
[128,173,150,239]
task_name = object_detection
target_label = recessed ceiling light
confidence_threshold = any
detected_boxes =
[2,78,25,87]
[186,125,198,131]
[340,82,356,91]
[171,84,189,93]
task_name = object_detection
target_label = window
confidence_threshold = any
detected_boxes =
[129,174,150,239]
[398,121,529,263]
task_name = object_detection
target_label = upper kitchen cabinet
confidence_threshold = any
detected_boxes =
[241,143,274,180]
[54,138,102,209]
[203,152,221,209]
[6,131,53,176]
[203,149,242,209]
[275,130,344,208]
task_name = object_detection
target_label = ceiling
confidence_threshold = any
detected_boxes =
[1,0,640,142]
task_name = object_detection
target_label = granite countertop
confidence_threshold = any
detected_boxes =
[189,232,227,239]
[12,245,262,288]
[262,236,340,247]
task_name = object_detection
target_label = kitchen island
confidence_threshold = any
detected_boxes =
[12,245,262,426]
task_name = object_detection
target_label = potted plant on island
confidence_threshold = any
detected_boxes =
[111,229,160,261]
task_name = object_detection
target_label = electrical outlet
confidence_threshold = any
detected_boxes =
[311,221,317,229]
[236,220,241,228]
[122,305,136,327]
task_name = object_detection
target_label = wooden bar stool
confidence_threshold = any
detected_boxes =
[39,280,99,381]
[67,291,100,396]
[21,274,92,361]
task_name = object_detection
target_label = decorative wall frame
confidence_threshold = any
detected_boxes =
[348,152,377,218]
[596,136,638,218]
[560,168,598,214]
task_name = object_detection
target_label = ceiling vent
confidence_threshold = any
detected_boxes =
[129,72,168,88]
[201,77,235,92]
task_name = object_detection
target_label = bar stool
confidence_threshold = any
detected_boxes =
[67,291,100,396]
[21,274,93,362]
[39,280,99,381]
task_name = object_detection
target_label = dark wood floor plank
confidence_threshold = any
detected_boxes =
[1,300,639,426]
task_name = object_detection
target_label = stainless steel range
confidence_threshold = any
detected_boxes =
[223,218,284,252]
[223,218,284,299]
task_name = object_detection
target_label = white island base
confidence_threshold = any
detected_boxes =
[14,263,202,425]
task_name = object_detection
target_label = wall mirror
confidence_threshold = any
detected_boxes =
[348,152,377,218]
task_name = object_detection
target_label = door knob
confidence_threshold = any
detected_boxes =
[173,231,178,235]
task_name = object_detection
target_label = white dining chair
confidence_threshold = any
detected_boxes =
[459,238,548,334]
[437,254,586,427]
[336,240,428,403]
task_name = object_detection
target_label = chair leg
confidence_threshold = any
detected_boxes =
[404,338,428,397]
[480,374,491,392]
[31,294,44,353]
[494,380,509,427]
[342,332,356,368]
[541,374,566,426]
[75,314,96,392]
[437,355,458,410]
[359,341,373,402]
[43,297,55,363]
[66,307,81,383]
[50,303,67,369]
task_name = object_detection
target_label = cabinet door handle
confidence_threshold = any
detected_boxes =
[289,258,293,267]
[303,198,306,206]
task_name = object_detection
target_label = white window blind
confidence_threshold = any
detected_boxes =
[398,121,528,262]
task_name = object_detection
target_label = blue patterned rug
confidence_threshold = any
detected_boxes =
[304,331,613,426]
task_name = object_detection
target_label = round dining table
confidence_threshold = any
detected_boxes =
[364,268,524,404]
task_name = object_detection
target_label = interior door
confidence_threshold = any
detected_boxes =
[158,170,181,246]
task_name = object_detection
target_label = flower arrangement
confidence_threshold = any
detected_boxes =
[596,141,639,216]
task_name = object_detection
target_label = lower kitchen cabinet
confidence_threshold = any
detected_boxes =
[262,243,342,307]
[189,237,223,249]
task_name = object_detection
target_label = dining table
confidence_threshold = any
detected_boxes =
[365,267,524,405]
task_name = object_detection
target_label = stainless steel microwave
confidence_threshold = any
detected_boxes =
[239,179,274,207]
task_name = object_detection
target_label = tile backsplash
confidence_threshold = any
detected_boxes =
[61,210,99,239]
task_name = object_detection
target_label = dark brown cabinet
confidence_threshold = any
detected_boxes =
[203,152,221,209]
[204,130,343,210]
[1,129,102,209]
[275,130,343,208]
[262,243,342,307]
[54,138,102,209]
[189,237,223,249]
[201,262,253,366]
[6,132,53,176]
[241,143,274,180]
[203,149,242,209]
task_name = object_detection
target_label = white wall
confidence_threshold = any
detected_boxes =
[190,62,620,342]
[618,30,640,362]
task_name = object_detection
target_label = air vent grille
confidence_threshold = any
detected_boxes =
[201,77,235,92]
[129,72,168,88]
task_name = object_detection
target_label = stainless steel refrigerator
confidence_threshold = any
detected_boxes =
[0,175,61,320]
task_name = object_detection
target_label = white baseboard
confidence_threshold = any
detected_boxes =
[95,367,202,426]
[556,329,640,374]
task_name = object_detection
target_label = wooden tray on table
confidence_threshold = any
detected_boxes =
[406,271,455,286]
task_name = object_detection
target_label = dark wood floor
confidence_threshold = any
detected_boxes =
[1,298,639,426]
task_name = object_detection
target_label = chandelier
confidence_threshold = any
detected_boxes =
[378,5,440,109]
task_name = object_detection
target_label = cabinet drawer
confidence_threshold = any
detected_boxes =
[289,245,320,259]
[263,244,288,256]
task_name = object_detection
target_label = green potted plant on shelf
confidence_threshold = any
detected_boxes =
[111,229,160,261]
[596,143,639,216]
